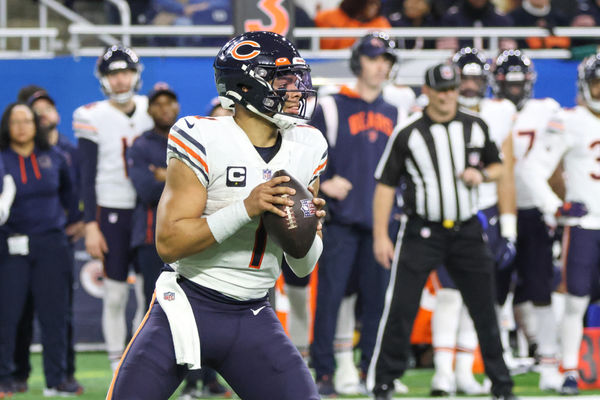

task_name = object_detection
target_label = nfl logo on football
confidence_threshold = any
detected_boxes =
[300,199,316,217]
[163,291,175,301]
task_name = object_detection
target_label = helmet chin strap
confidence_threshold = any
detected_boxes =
[100,73,139,104]
[225,89,301,131]
[110,90,135,104]
[582,85,600,113]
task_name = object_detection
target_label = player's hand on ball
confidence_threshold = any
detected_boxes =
[308,185,326,237]
[244,175,296,218]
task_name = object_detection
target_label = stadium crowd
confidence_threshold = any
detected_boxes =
[1,1,600,399]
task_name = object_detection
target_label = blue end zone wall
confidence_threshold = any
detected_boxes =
[0,57,580,143]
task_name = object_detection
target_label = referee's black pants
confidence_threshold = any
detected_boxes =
[369,216,513,397]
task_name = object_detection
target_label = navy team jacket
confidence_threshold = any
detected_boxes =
[310,86,399,230]
[0,146,78,235]
[127,130,168,248]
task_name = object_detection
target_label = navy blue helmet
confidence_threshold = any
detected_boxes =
[350,32,397,77]
[491,49,536,110]
[214,31,316,130]
[452,47,490,107]
[95,44,142,103]
[578,53,600,113]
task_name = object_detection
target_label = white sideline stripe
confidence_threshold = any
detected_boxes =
[349,397,599,400]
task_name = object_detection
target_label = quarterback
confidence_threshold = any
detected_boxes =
[107,31,327,400]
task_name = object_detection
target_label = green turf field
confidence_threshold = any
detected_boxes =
[17,352,600,399]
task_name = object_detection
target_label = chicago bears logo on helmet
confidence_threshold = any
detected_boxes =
[230,40,261,60]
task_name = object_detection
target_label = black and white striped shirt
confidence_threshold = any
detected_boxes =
[375,109,501,223]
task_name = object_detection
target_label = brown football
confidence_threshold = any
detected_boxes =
[262,170,318,258]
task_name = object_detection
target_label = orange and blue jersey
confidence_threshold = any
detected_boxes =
[0,146,77,235]
[310,86,399,229]
[127,129,168,248]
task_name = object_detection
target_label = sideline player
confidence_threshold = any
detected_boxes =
[74,45,153,371]
[520,53,600,395]
[107,31,328,400]
[492,49,563,391]
[430,47,517,396]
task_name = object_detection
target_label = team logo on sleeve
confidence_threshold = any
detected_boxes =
[226,166,247,187]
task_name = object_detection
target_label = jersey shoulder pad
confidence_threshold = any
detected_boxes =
[167,116,209,184]
[72,103,100,140]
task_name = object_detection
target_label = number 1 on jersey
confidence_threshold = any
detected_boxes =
[249,220,268,269]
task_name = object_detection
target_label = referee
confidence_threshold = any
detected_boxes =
[367,63,515,400]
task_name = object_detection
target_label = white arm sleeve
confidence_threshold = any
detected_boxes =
[0,175,16,225]
[284,235,323,278]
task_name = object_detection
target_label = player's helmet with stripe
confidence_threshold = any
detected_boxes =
[350,32,397,77]
[452,47,490,108]
[95,44,142,104]
[491,49,536,110]
[214,31,317,130]
[578,53,600,113]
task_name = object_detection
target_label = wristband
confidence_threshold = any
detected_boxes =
[499,213,517,242]
[206,200,251,243]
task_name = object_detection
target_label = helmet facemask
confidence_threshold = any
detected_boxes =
[458,71,488,108]
[578,56,600,113]
[99,69,142,104]
[220,62,317,130]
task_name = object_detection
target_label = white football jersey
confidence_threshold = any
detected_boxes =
[73,95,153,209]
[476,98,517,209]
[167,116,328,300]
[522,106,600,229]
[511,98,561,209]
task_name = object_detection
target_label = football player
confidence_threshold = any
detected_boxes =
[520,53,600,395]
[492,49,563,391]
[430,47,516,396]
[107,31,327,400]
[73,45,153,372]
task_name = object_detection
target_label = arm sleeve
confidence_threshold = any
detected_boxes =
[58,151,81,224]
[479,119,502,166]
[127,142,165,206]
[78,138,98,223]
[283,235,323,278]
[167,118,209,187]
[375,126,408,187]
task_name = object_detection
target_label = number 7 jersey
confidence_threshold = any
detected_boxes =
[166,115,328,301]
[512,98,561,209]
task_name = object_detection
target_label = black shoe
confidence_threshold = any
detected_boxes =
[492,393,520,400]
[43,379,84,397]
[317,375,337,398]
[431,388,451,396]
[373,383,393,400]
